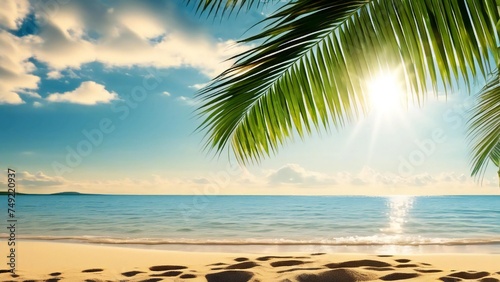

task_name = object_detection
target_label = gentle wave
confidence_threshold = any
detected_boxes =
[3,234,500,246]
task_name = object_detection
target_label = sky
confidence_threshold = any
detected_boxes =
[0,0,498,195]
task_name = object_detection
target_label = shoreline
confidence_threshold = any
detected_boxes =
[4,241,500,281]
[7,238,500,254]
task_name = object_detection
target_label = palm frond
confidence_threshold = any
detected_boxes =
[468,69,500,181]
[492,142,500,167]
[185,0,274,17]
[197,0,499,164]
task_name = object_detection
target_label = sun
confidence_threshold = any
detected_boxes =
[367,73,404,114]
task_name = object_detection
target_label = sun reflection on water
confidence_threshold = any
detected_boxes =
[381,196,414,234]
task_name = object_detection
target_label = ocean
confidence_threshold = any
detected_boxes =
[1,195,499,254]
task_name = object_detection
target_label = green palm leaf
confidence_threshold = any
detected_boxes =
[492,142,500,168]
[468,70,500,182]
[197,0,498,164]
[186,0,273,17]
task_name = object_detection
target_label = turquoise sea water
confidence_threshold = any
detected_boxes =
[1,195,499,253]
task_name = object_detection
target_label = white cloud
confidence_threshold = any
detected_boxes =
[263,164,494,195]
[33,101,42,107]
[0,1,249,107]
[27,2,247,77]
[0,31,39,104]
[162,91,171,96]
[47,70,62,79]
[18,171,66,187]
[19,90,41,98]
[177,96,198,106]
[46,81,118,105]
[12,166,500,195]
[189,83,208,90]
[267,164,335,185]
[0,0,30,30]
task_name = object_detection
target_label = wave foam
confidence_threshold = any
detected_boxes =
[2,234,500,246]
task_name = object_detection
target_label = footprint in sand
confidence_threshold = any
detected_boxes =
[81,268,103,273]
[394,259,411,263]
[226,261,260,269]
[380,272,420,281]
[395,264,419,268]
[180,273,197,279]
[149,265,187,271]
[480,278,500,282]
[277,267,324,274]
[414,269,443,273]
[150,270,183,277]
[448,271,490,280]
[121,270,145,277]
[256,255,294,261]
[138,279,163,282]
[206,270,254,282]
[271,260,307,267]
[208,262,227,266]
[325,259,392,268]
[364,267,395,271]
[439,277,462,282]
[296,268,377,282]
[49,272,62,276]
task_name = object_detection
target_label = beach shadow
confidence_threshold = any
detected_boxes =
[271,260,307,267]
[149,265,187,271]
[81,268,103,273]
[325,259,392,268]
[226,261,260,269]
[122,270,144,277]
[180,273,197,279]
[206,270,253,282]
[150,270,182,277]
[448,271,490,279]
[296,268,377,282]
[379,272,420,281]
[257,256,294,261]
[414,269,443,273]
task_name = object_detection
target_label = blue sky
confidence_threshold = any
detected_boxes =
[0,0,498,195]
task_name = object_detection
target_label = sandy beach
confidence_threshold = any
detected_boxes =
[3,241,499,282]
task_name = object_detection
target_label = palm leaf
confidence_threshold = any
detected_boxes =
[185,0,274,17]
[468,70,500,182]
[492,142,500,168]
[196,0,499,164]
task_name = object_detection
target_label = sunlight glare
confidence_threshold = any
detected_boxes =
[381,196,414,234]
[368,73,403,114]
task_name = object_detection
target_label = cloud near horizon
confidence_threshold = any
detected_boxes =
[265,164,497,191]
[12,164,498,195]
[18,171,66,187]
